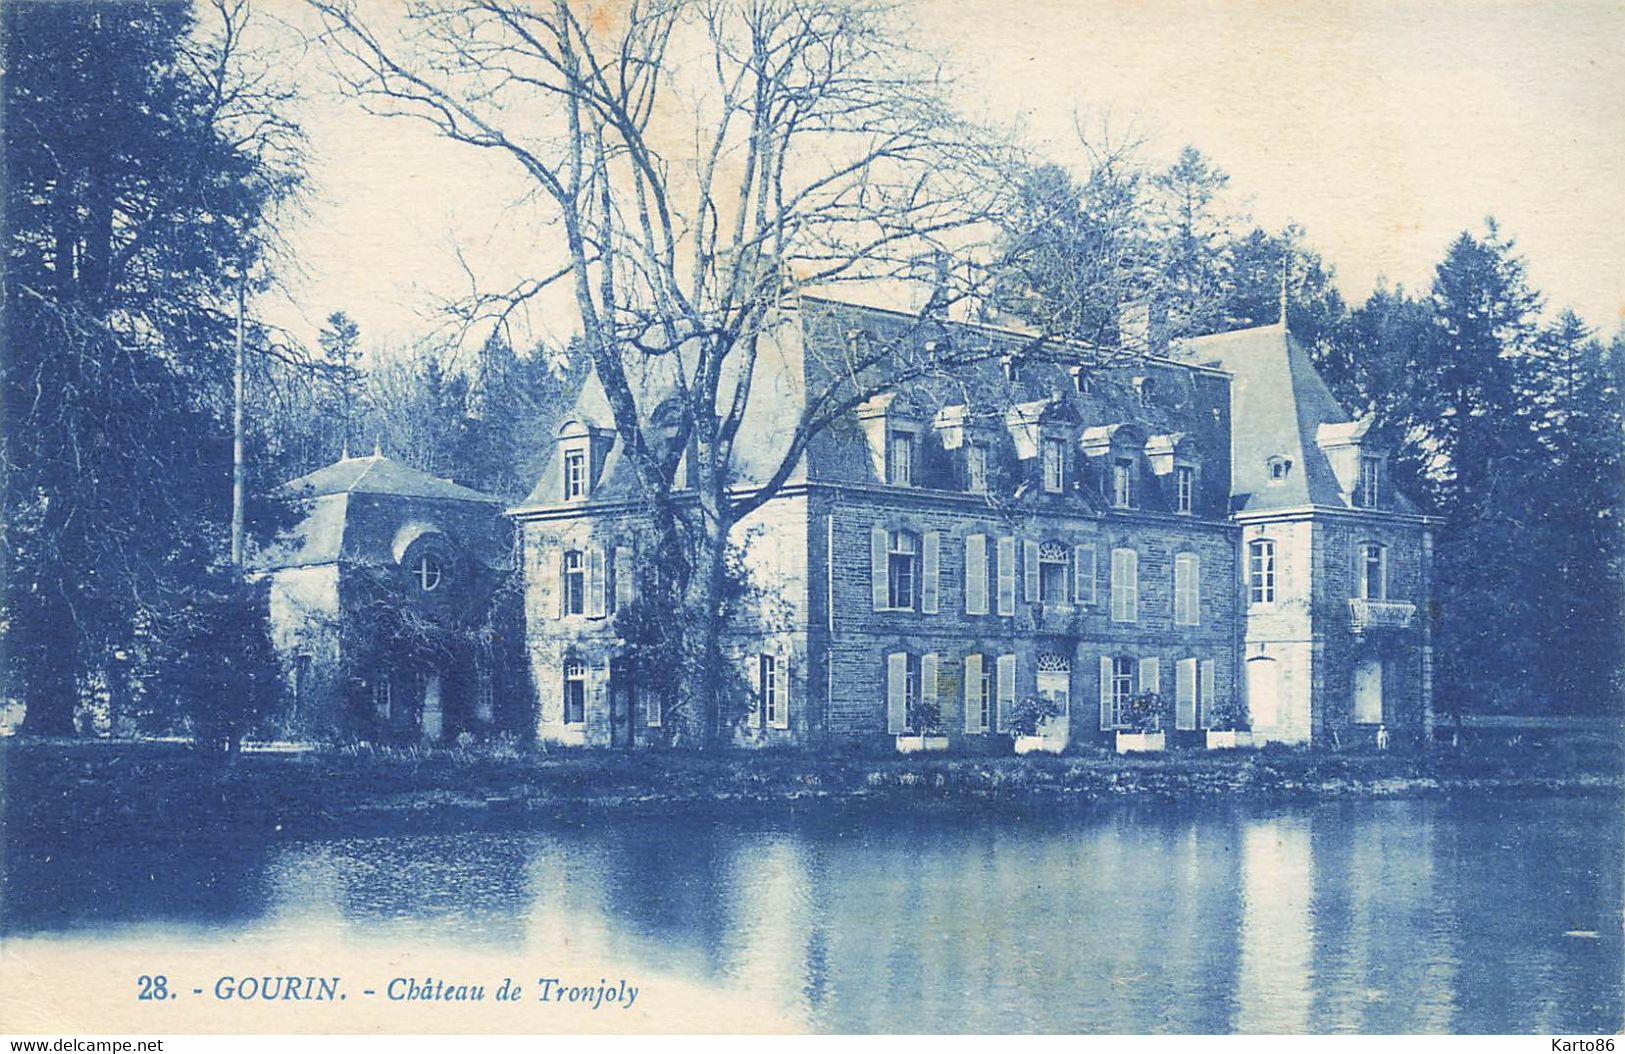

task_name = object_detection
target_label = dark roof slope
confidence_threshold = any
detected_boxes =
[280,453,501,505]
[1182,322,1416,514]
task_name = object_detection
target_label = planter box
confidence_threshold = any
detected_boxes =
[1116,731,1166,754]
[1014,734,1064,755]
[895,734,949,754]
[1205,730,1251,749]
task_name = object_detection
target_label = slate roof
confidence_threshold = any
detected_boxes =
[258,454,502,570]
[279,453,502,505]
[512,293,1233,515]
[1180,322,1418,515]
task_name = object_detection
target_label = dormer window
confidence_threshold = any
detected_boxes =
[1266,455,1293,483]
[563,448,587,501]
[1358,455,1382,508]
[1175,465,1196,514]
[1042,438,1066,494]
[1135,376,1155,406]
[1071,366,1090,394]
[966,443,988,494]
[1112,458,1135,508]
[1002,355,1018,383]
[887,431,916,486]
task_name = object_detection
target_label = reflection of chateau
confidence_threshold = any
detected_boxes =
[513,292,1435,750]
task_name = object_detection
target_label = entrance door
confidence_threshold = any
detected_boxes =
[1246,658,1279,732]
[1036,655,1071,743]
[420,672,443,741]
[609,659,634,748]
[1353,657,1384,725]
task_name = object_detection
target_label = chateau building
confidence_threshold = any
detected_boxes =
[509,291,1435,752]
[256,451,520,741]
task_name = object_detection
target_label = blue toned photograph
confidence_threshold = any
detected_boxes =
[2,0,1620,1039]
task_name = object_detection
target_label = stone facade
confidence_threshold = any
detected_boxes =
[510,295,1435,751]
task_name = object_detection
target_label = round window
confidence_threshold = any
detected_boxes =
[414,552,444,592]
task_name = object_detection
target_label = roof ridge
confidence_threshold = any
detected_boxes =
[347,456,382,493]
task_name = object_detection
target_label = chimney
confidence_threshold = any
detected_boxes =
[1118,299,1168,356]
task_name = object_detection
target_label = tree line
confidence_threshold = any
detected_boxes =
[3,0,1617,745]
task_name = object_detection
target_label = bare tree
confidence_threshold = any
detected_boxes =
[308,0,1061,744]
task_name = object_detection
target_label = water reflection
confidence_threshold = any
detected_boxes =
[3,798,1619,1033]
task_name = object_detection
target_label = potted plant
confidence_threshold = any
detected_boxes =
[1009,695,1065,755]
[1203,695,1252,749]
[1116,690,1167,754]
[894,701,949,754]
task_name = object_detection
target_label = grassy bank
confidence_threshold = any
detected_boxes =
[2,735,1619,843]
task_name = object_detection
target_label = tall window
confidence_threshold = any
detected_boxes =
[1249,539,1277,605]
[1110,547,1138,623]
[372,673,392,720]
[887,530,917,610]
[563,662,587,724]
[966,443,988,494]
[759,654,782,727]
[1175,465,1196,515]
[562,549,587,615]
[1111,656,1135,727]
[1038,541,1070,604]
[563,448,587,500]
[887,432,915,486]
[1112,458,1135,508]
[1359,456,1382,507]
[1042,438,1065,494]
[1360,543,1387,600]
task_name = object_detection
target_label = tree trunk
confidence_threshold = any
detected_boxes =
[686,492,731,751]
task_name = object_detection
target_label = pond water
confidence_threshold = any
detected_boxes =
[3,797,1620,1033]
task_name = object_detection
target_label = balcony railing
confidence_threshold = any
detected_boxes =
[1348,598,1416,632]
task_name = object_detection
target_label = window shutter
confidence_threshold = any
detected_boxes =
[1176,658,1198,731]
[771,651,791,729]
[593,659,611,715]
[996,536,1017,616]
[547,547,563,620]
[886,652,907,734]
[965,534,988,615]
[1139,656,1160,697]
[1174,553,1200,626]
[1075,544,1096,606]
[588,546,607,618]
[921,532,940,614]
[1199,660,1216,729]
[614,545,634,611]
[1023,538,1040,603]
[747,653,762,727]
[995,654,1016,733]
[1111,548,1138,623]
[1099,656,1114,730]
[963,654,983,732]
[871,524,889,611]
[922,653,939,715]
[644,687,662,728]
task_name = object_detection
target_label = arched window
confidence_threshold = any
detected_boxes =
[1038,541,1070,604]
[1266,455,1293,483]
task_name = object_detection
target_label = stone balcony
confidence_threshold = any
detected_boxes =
[1023,603,1086,636]
[1348,598,1416,633]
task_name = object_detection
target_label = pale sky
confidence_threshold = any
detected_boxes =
[264,0,1625,359]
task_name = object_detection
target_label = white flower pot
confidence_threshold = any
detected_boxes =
[1116,731,1166,754]
[895,734,949,754]
[1205,730,1255,749]
[1014,734,1063,755]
